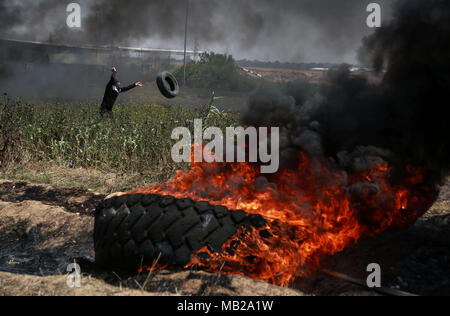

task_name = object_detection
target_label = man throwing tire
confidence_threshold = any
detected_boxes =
[100,67,143,118]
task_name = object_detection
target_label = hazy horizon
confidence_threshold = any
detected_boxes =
[0,0,395,64]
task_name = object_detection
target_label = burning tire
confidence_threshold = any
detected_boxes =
[94,194,267,270]
[156,71,179,99]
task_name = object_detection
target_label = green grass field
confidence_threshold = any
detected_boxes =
[0,97,238,190]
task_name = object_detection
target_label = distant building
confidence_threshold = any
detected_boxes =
[0,38,204,98]
[0,38,202,66]
[0,38,204,96]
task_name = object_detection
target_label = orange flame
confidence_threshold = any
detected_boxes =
[133,151,434,286]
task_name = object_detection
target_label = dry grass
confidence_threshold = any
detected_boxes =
[0,162,158,194]
[0,272,172,296]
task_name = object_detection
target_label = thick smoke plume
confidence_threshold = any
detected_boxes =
[241,0,450,206]
[0,0,392,63]
[0,0,394,98]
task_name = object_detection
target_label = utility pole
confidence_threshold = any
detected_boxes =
[183,0,190,86]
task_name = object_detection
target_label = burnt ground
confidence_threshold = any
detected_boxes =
[0,179,449,296]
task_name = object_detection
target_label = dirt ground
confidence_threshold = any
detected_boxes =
[0,180,302,296]
[0,179,449,296]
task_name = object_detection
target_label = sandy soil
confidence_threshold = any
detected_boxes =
[0,179,449,296]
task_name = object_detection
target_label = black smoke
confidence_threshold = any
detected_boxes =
[1,0,393,63]
[241,0,450,220]
[0,0,395,99]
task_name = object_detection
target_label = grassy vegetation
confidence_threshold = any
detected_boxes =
[0,52,276,191]
[0,97,238,190]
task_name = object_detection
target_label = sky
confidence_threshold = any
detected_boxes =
[0,0,395,63]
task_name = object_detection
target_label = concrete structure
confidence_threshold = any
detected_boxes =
[0,38,202,67]
[0,38,205,97]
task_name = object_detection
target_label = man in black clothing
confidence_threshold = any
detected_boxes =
[100,67,143,118]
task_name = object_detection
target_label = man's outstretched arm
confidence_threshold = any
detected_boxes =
[120,81,143,93]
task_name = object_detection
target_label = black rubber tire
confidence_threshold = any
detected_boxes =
[156,71,179,99]
[94,194,268,270]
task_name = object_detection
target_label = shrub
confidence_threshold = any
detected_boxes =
[173,52,259,92]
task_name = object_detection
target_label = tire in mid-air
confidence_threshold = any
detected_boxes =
[156,71,179,99]
[94,193,269,271]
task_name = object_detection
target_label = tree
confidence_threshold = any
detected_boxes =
[174,52,258,92]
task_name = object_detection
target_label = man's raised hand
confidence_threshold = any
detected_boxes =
[112,67,117,73]
[135,82,144,87]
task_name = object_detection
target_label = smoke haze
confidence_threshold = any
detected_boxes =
[1,0,394,63]
[241,0,450,198]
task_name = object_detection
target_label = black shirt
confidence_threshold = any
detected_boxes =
[100,72,137,112]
